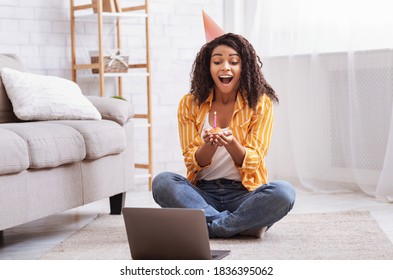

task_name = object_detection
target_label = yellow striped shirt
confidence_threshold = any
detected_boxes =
[177,91,274,191]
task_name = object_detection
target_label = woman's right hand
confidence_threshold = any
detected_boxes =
[203,129,215,145]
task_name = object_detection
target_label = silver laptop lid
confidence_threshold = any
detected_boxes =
[122,207,213,260]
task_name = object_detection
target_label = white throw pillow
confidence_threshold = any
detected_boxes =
[0,68,101,121]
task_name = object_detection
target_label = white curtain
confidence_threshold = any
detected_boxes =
[225,0,393,202]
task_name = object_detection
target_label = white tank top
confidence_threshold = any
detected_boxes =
[196,112,241,181]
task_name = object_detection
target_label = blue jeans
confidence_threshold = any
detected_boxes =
[152,172,296,238]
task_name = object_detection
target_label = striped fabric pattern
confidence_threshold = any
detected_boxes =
[177,91,274,191]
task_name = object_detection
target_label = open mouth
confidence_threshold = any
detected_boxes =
[219,75,233,85]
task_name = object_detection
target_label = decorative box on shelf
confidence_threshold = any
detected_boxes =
[92,0,122,13]
[90,49,129,74]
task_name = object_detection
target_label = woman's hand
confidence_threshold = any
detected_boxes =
[215,130,234,146]
[218,129,245,166]
[196,129,219,167]
[203,129,232,146]
[202,129,215,145]
[202,129,244,166]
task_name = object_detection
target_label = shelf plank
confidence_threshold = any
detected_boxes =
[74,12,147,20]
[135,163,150,169]
[121,5,146,12]
[102,72,149,77]
[129,63,147,68]
[76,72,149,78]
[75,63,147,71]
[134,114,149,118]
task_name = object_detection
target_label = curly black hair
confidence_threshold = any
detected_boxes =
[190,33,278,109]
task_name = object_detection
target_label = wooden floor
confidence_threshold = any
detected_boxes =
[1,189,393,260]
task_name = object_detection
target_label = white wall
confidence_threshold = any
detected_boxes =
[0,0,224,189]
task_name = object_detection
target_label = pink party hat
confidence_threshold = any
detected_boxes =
[202,10,225,43]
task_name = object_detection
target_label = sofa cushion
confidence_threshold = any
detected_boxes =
[86,96,134,126]
[1,123,86,169]
[0,54,24,123]
[0,128,29,175]
[0,67,101,121]
[49,120,127,160]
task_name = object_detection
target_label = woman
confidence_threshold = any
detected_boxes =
[153,33,295,238]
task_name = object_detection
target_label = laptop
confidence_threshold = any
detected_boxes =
[122,207,230,260]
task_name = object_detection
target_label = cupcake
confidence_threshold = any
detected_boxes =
[209,127,222,134]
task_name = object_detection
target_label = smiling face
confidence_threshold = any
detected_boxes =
[210,45,242,96]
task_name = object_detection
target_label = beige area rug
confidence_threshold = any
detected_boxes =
[39,210,393,260]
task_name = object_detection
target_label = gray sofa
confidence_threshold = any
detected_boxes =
[0,54,135,233]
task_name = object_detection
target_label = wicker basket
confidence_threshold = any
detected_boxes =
[90,50,129,74]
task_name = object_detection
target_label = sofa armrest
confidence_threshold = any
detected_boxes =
[86,96,134,126]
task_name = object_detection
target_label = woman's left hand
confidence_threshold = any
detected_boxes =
[215,130,234,146]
